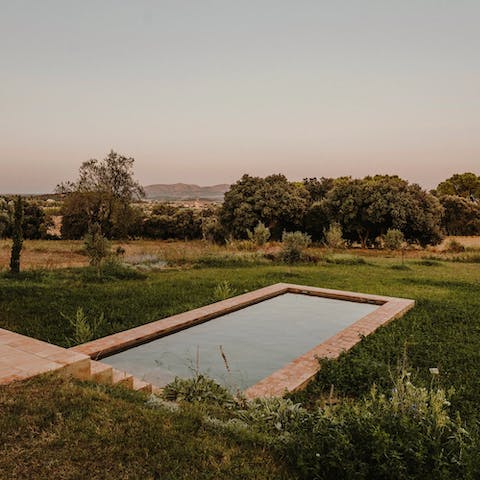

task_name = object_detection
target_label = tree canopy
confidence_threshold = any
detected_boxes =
[220,174,309,240]
[436,172,480,200]
[57,151,144,239]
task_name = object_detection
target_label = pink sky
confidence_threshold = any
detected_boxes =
[1,1,479,193]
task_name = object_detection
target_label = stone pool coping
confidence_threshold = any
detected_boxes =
[71,283,414,398]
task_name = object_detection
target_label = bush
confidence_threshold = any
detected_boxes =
[384,228,405,250]
[446,239,466,253]
[324,223,345,249]
[247,221,271,246]
[63,307,106,345]
[84,223,111,276]
[245,373,474,479]
[162,375,236,407]
[281,231,311,263]
[282,375,474,479]
[212,280,237,301]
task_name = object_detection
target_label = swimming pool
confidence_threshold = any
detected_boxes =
[72,283,414,397]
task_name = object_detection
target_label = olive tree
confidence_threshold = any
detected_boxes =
[57,150,144,239]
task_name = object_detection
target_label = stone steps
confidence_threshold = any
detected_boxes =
[0,328,154,395]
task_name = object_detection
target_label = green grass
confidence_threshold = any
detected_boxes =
[1,256,480,478]
[0,375,291,480]
[1,258,479,417]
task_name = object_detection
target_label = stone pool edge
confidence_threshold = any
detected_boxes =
[70,283,415,398]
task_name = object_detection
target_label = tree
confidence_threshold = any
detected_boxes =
[319,176,443,247]
[0,197,52,239]
[57,150,144,239]
[9,196,24,274]
[435,172,480,200]
[303,177,335,202]
[440,195,480,235]
[220,174,309,239]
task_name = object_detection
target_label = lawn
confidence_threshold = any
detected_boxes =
[1,252,480,478]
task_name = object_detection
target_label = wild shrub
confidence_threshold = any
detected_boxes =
[281,375,474,479]
[446,239,466,253]
[63,307,106,345]
[162,375,236,407]
[324,223,345,249]
[281,231,311,263]
[247,221,271,246]
[384,228,405,250]
[212,280,237,301]
[9,196,24,274]
[84,223,111,276]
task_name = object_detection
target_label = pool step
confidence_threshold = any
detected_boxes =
[132,378,153,393]
[89,360,113,384]
[111,368,134,389]
[87,360,153,395]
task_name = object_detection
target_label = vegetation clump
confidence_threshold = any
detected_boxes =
[212,280,237,301]
[84,223,111,276]
[9,196,24,274]
[281,231,311,263]
[324,222,345,249]
[384,228,405,250]
[247,221,271,246]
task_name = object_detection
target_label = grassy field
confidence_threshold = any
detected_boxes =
[1,243,480,478]
[1,236,479,270]
[0,375,292,480]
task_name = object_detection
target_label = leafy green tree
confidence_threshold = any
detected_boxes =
[436,172,480,200]
[9,196,24,274]
[0,197,52,239]
[57,150,144,239]
[320,176,443,247]
[302,177,335,202]
[141,203,203,240]
[220,174,309,239]
[440,195,480,235]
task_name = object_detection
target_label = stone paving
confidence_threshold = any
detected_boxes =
[0,328,153,393]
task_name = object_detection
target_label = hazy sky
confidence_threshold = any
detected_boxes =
[1,1,479,193]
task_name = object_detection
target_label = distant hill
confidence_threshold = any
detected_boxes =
[143,183,230,201]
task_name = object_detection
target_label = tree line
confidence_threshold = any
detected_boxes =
[1,152,479,246]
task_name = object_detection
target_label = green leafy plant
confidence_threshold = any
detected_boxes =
[281,231,311,263]
[384,228,405,250]
[212,280,237,301]
[84,223,111,276]
[63,307,106,345]
[324,222,345,249]
[9,196,23,274]
[247,221,271,246]
[162,375,236,407]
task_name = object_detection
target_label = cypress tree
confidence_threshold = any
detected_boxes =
[10,196,24,274]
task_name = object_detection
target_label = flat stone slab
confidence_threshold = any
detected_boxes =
[0,329,90,384]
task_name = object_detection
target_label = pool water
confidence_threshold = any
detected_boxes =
[102,293,378,389]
